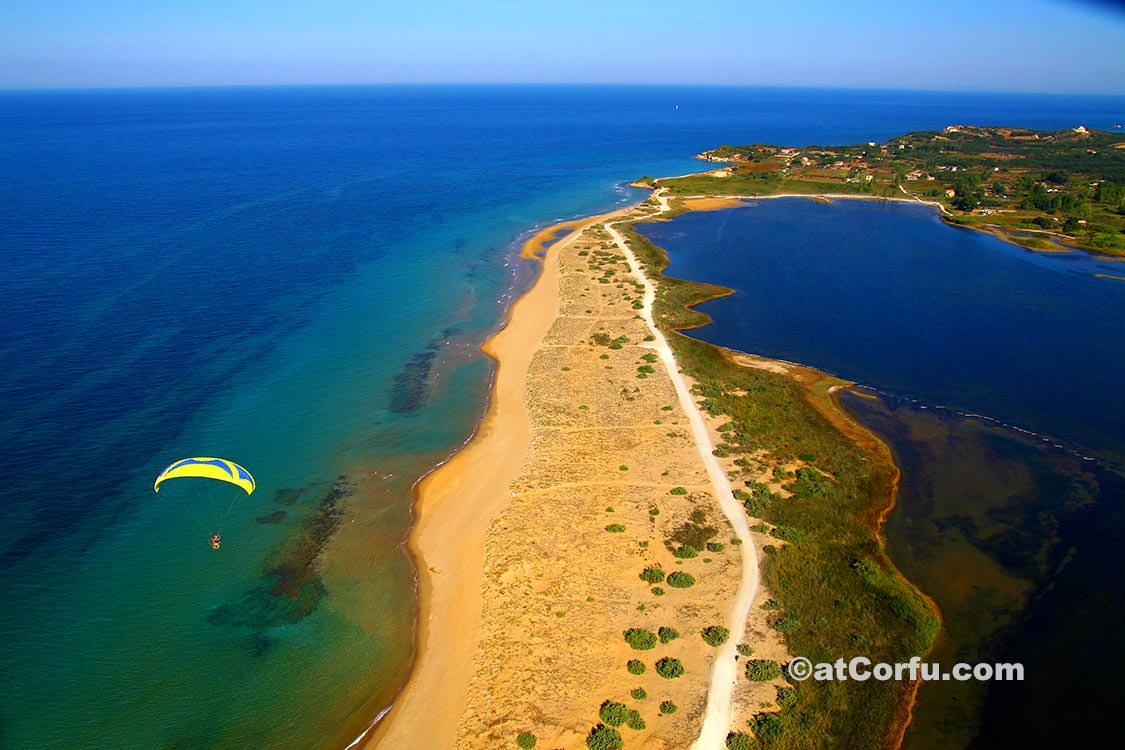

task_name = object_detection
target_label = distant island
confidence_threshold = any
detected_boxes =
[645,125,1125,256]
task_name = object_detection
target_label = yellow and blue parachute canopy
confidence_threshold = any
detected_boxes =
[153,457,255,495]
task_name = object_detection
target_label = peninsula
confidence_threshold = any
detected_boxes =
[369,176,937,748]
[670,125,1125,256]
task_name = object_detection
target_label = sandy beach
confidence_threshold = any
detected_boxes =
[365,211,626,748]
[367,185,929,750]
[368,192,780,748]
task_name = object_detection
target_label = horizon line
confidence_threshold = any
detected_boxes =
[3,81,1125,98]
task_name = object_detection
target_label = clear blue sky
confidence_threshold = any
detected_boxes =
[2,0,1124,92]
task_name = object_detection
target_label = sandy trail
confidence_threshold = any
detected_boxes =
[605,190,760,750]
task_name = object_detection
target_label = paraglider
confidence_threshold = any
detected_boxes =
[153,457,255,549]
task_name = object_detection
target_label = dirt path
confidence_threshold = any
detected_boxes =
[605,191,759,750]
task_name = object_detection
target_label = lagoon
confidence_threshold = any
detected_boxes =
[639,197,1125,745]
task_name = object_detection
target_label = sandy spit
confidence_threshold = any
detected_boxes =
[363,211,624,749]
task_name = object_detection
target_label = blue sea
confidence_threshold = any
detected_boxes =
[2,85,1123,750]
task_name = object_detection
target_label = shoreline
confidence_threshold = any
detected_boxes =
[362,183,932,749]
[662,185,1108,257]
[363,208,631,749]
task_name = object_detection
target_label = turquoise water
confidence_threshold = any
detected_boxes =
[2,86,1123,749]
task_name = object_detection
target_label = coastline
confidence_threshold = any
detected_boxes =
[363,210,628,749]
[364,185,932,749]
[664,184,1103,257]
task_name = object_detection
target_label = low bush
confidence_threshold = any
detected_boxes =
[605,524,625,533]
[517,731,537,749]
[586,724,623,750]
[630,687,647,700]
[751,712,784,741]
[659,700,678,714]
[672,545,698,559]
[655,657,684,679]
[666,571,696,588]
[639,565,665,584]
[669,486,688,495]
[626,710,645,731]
[773,615,800,633]
[744,659,781,681]
[658,626,679,643]
[726,731,753,750]
[599,700,629,727]
[701,626,729,647]
[626,659,646,675]
[623,628,657,650]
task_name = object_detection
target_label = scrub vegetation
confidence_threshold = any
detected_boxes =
[677,125,1125,256]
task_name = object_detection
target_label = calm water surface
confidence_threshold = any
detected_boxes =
[639,197,1125,745]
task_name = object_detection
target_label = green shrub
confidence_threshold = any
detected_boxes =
[776,685,798,710]
[669,486,688,495]
[726,731,753,750]
[658,626,679,643]
[773,615,800,633]
[655,657,684,679]
[639,565,665,584]
[626,659,646,675]
[630,687,647,700]
[706,542,725,553]
[672,545,698,559]
[744,659,781,681]
[619,465,629,471]
[736,643,753,657]
[666,572,696,588]
[651,587,665,596]
[701,626,729,647]
[586,724,623,750]
[605,524,626,533]
[659,700,678,714]
[517,731,537,749]
[626,710,645,731]
[752,713,784,741]
[623,628,657,650]
[599,700,629,727]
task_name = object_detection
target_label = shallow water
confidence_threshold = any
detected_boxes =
[2,86,1123,749]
